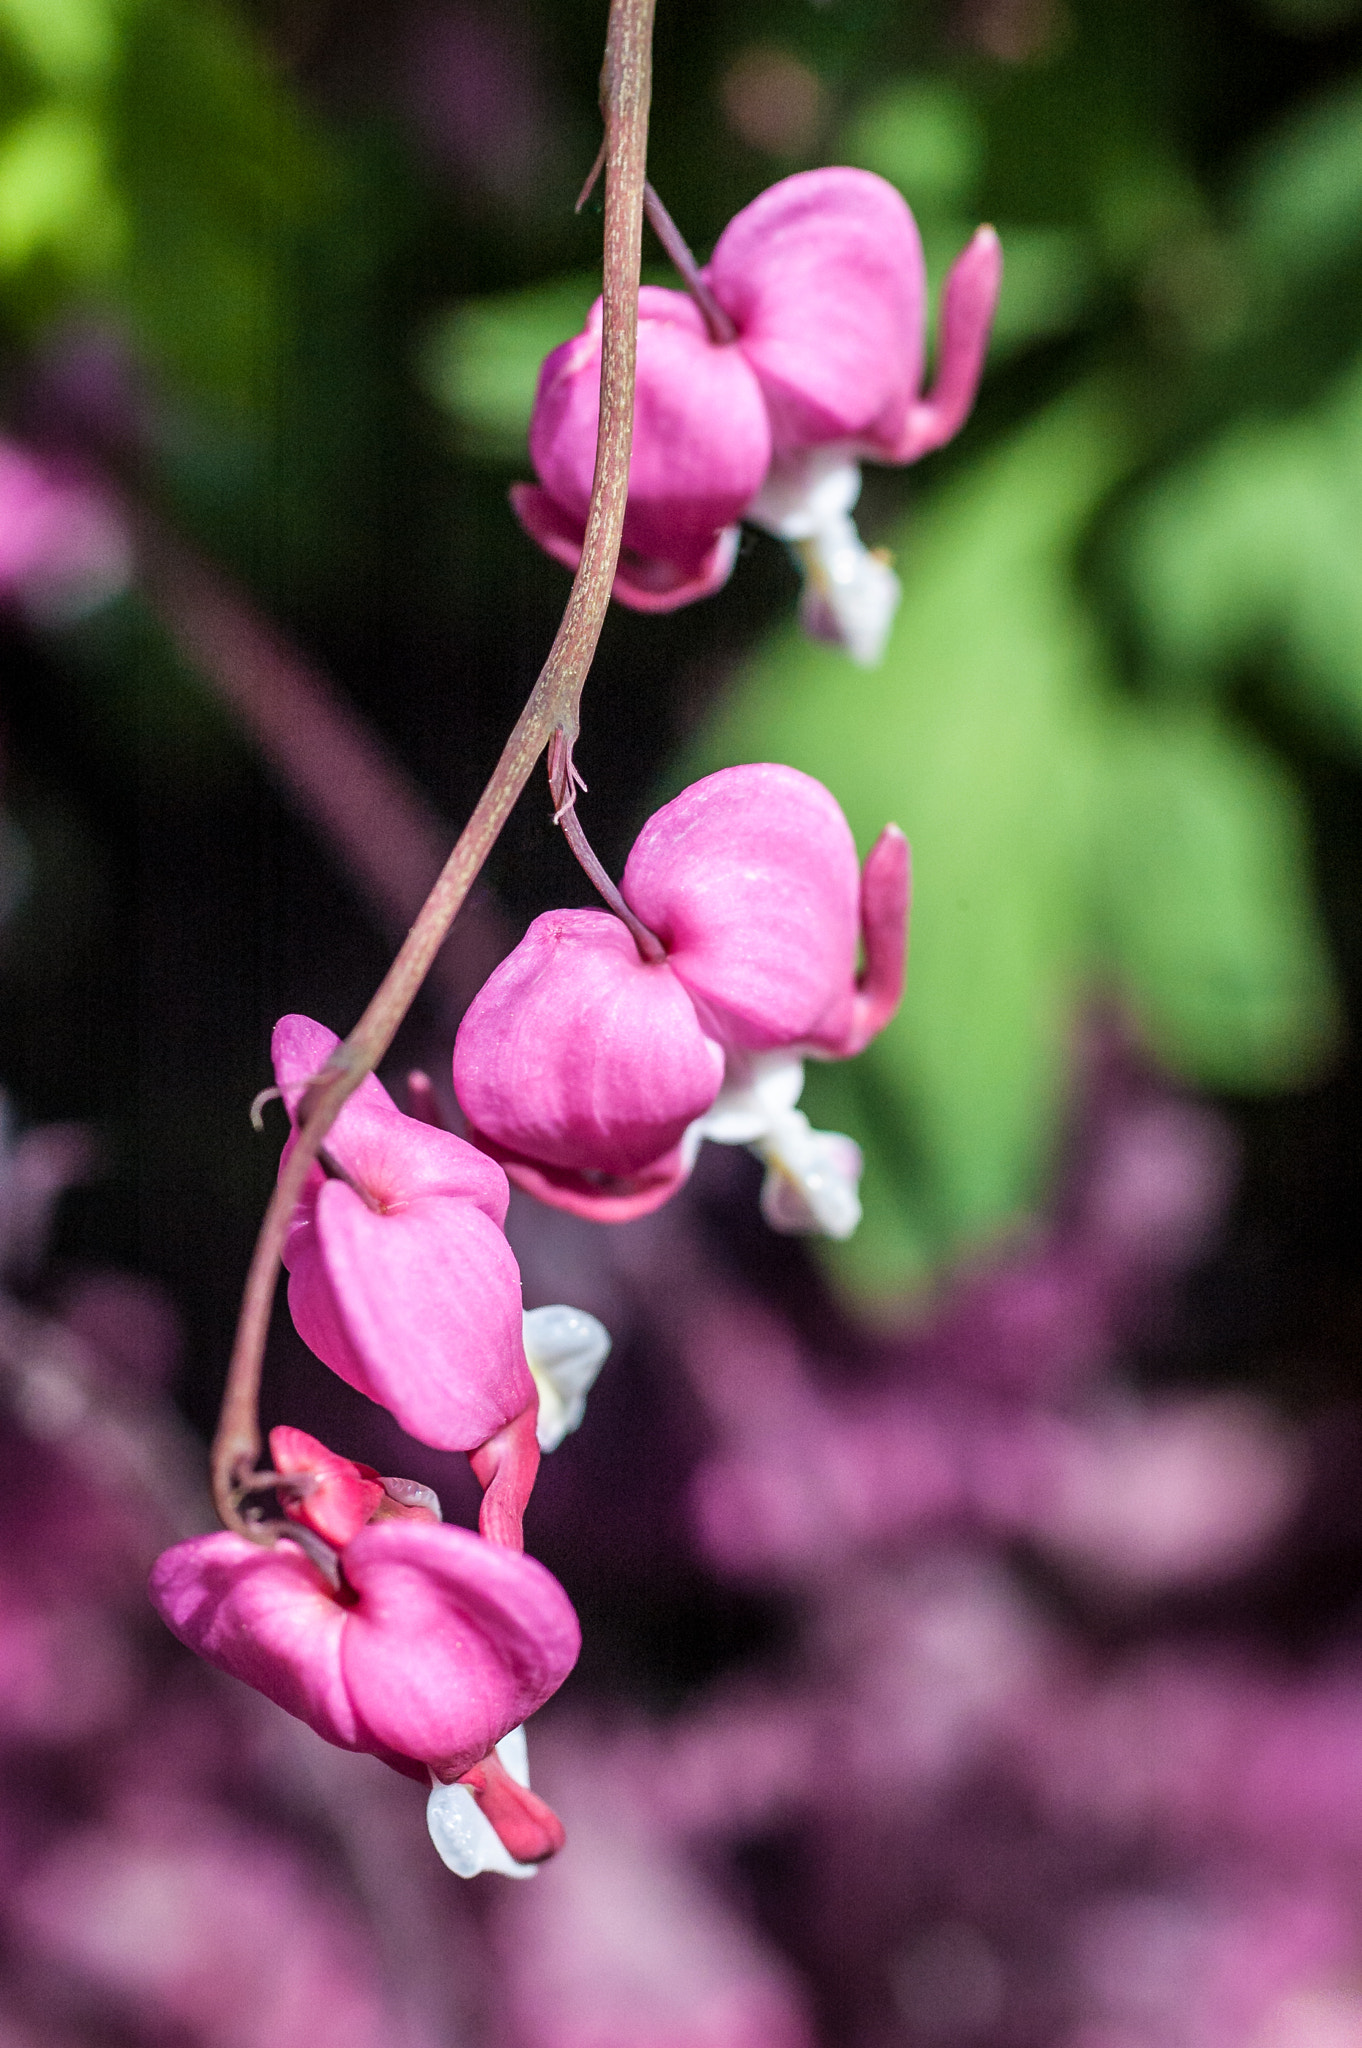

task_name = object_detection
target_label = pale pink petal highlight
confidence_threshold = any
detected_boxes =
[622,764,862,1050]
[708,167,927,457]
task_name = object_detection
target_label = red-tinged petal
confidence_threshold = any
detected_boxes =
[809,823,912,1057]
[622,765,861,1052]
[269,1425,384,1549]
[469,1402,541,1551]
[148,1533,359,1751]
[478,1139,695,1223]
[271,1014,510,1222]
[892,226,1002,464]
[708,168,927,457]
[299,1182,532,1453]
[457,1747,566,1863]
[453,910,724,1177]
[519,288,769,600]
[339,1520,580,1776]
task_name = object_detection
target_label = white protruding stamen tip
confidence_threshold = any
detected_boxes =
[746,451,901,668]
[757,1114,864,1241]
[683,1054,864,1240]
[426,1727,538,1880]
[797,523,900,669]
[522,1305,612,1451]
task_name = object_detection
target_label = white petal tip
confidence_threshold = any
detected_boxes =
[523,1304,612,1452]
[426,1730,537,1880]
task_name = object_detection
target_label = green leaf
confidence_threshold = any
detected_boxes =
[420,274,599,460]
[842,79,984,213]
[1122,354,1362,754]
[1100,708,1338,1089]
[1237,78,1362,283]
[0,101,120,272]
[0,0,120,92]
[111,0,330,418]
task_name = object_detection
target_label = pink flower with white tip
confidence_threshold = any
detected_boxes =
[511,168,1001,664]
[150,1430,579,1877]
[453,763,908,1230]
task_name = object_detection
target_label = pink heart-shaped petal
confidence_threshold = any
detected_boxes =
[622,764,862,1051]
[453,909,724,1176]
[289,1182,531,1452]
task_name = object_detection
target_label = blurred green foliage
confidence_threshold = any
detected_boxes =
[2,0,1361,1310]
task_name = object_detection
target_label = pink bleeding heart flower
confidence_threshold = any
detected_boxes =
[511,167,1001,664]
[272,1015,534,1459]
[453,763,908,1230]
[149,1493,579,1870]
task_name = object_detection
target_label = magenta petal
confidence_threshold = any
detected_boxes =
[271,1014,509,1222]
[893,225,1002,463]
[509,486,741,613]
[622,765,862,1051]
[149,1534,358,1750]
[340,1520,580,1775]
[812,823,912,1057]
[521,287,770,599]
[294,1181,532,1452]
[482,1138,693,1223]
[708,168,926,457]
[453,909,724,1175]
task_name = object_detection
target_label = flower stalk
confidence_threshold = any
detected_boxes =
[210,0,656,1534]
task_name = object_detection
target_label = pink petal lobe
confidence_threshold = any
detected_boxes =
[485,1140,694,1223]
[622,765,862,1051]
[813,823,912,1057]
[708,168,926,457]
[271,1014,509,1221]
[148,1533,358,1750]
[893,225,1002,463]
[299,1181,532,1452]
[518,288,769,602]
[509,487,741,612]
[269,1425,384,1549]
[339,1520,580,1775]
[453,910,724,1175]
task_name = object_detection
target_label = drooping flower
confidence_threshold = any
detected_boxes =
[149,1451,579,1873]
[272,1015,534,1456]
[511,167,1001,664]
[453,764,908,1231]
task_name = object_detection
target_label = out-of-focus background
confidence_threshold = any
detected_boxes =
[3,1,1362,2042]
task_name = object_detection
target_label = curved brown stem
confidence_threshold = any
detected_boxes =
[210,0,657,1533]
[547,729,665,962]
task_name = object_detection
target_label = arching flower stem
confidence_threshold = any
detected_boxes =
[643,183,737,344]
[210,0,657,1536]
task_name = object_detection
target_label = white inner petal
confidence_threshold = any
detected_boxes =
[745,449,900,668]
[684,1053,864,1241]
[522,1305,612,1452]
[426,1727,538,1881]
